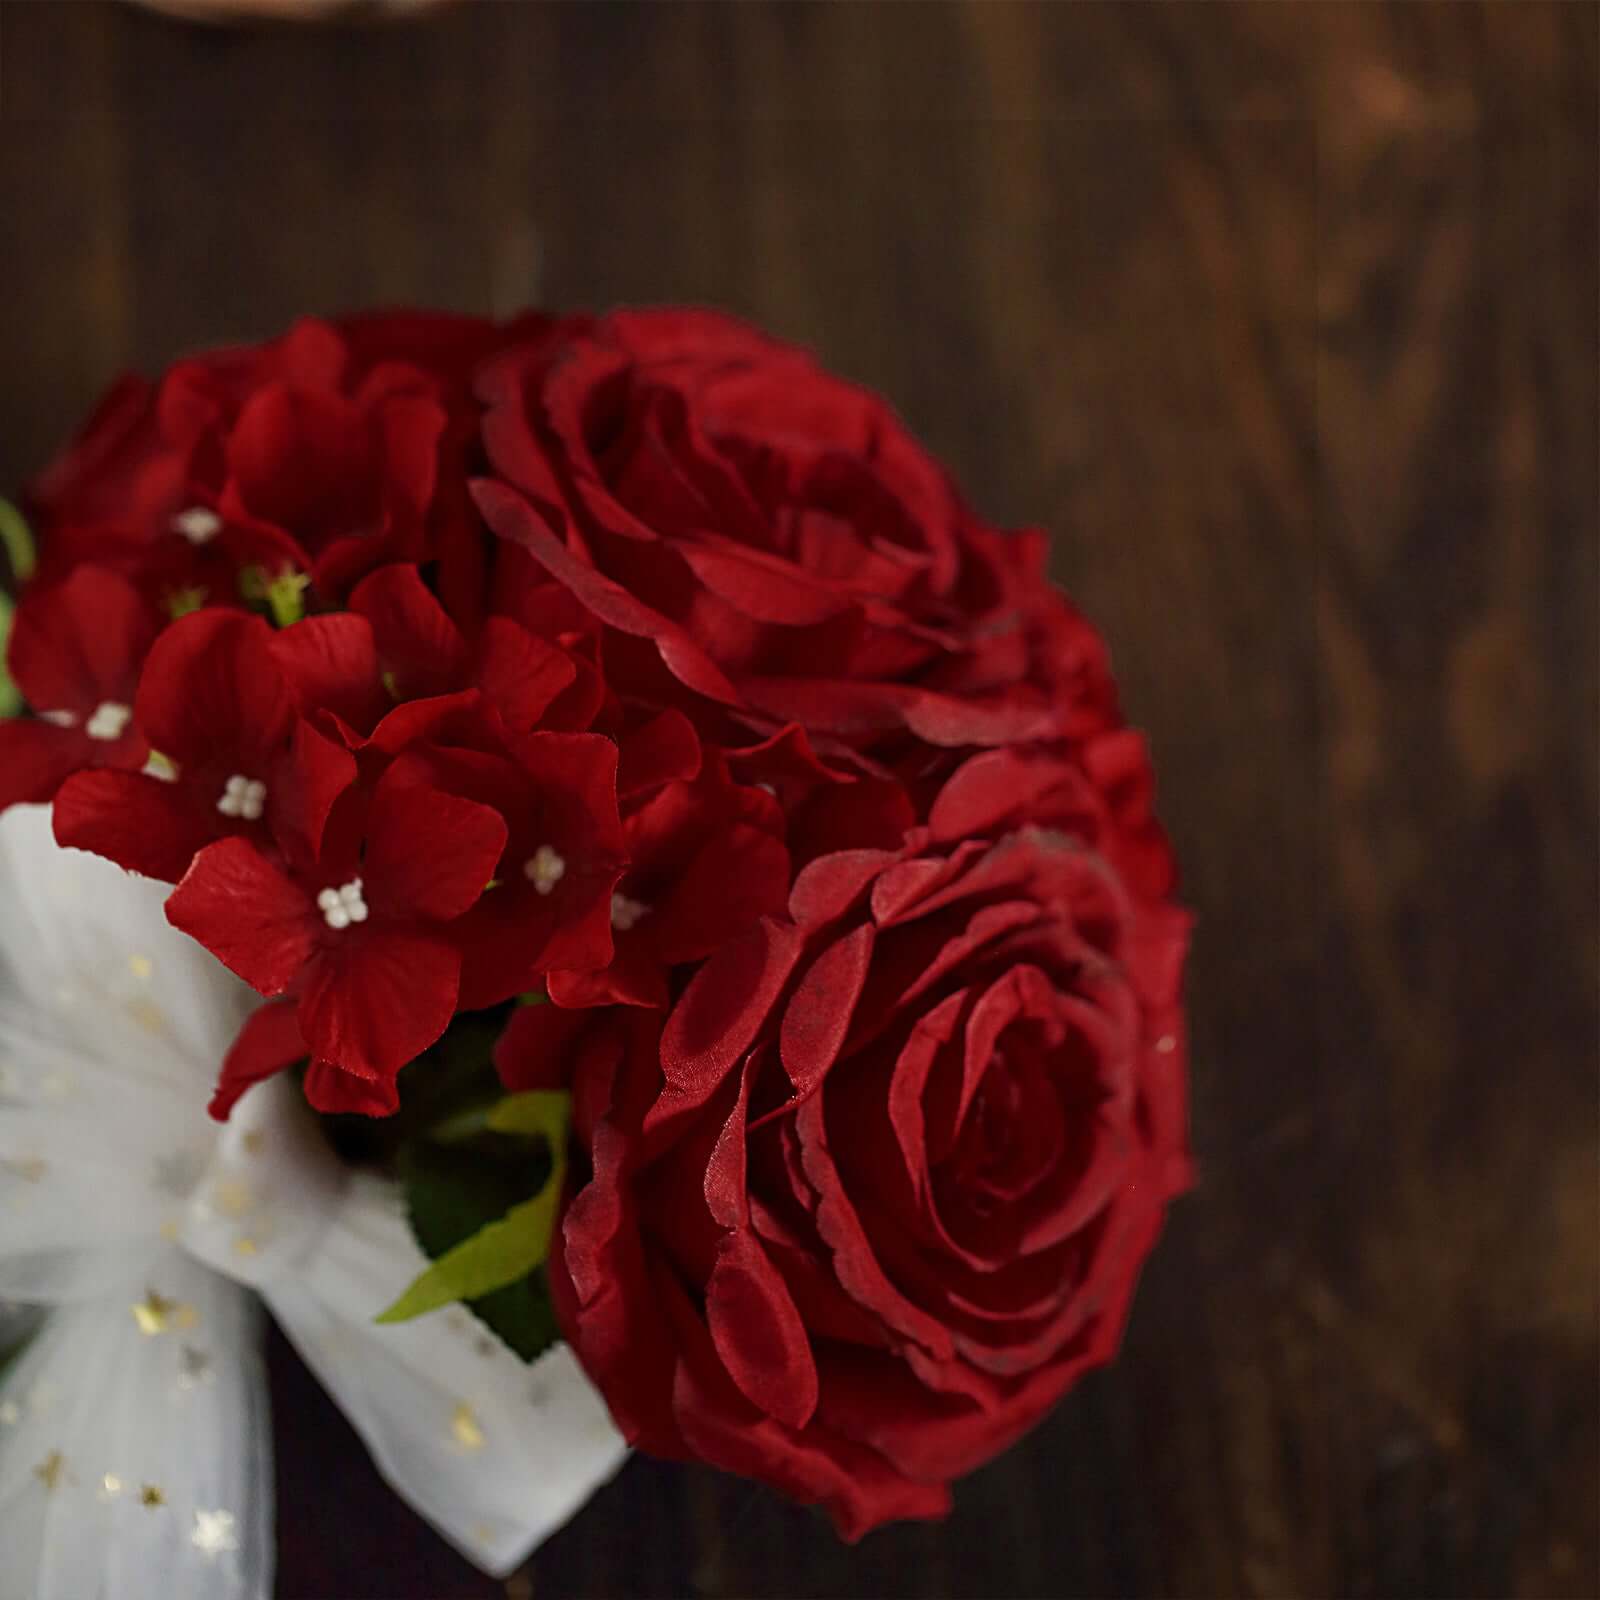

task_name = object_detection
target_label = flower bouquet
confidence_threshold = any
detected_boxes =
[0,308,1190,1596]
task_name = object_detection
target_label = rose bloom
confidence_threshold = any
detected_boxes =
[473,309,1119,766]
[498,745,1190,1536]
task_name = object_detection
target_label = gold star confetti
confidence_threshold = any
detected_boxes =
[211,1179,253,1218]
[241,1131,266,1156]
[128,953,154,981]
[191,1508,238,1557]
[233,1236,260,1258]
[34,1451,65,1490]
[179,1345,213,1388]
[128,998,168,1035]
[140,1484,166,1508]
[100,1473,124,1500]
[131,1288,178,1336]
[0,1400,20,1426]
[451,1401,485,1452]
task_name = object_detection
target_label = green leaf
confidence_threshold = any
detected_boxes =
[378,1093,570,1357]
[0,591,20,719]
[0,500,36,583]
[485,1089,569,1141]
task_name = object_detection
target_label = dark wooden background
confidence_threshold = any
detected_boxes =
[1,3,1595,1596]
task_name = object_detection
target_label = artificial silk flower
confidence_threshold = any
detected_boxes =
[3,304,1189,1552]
[166,764,508,1099]
[0,566,157,810]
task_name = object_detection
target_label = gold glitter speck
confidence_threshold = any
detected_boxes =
[140,1484,166,1508]
[128,954,154,980]
[0,1400,20,1425]
[451,1401,485,1452]
[4,1156,46,1183]
[211,1179,253,1218]
[127,999,168,1035]
[132,1289,178,1336]
[233,1236,259,1258]
[101,1473,124,1499]
[241,1131,266,1156]
[34,1451,65,1490]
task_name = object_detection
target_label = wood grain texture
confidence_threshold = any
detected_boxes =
[1,3,1594,1596]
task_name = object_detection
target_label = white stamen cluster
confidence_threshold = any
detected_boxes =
[610,893,650,932]
[85,701,133,742]
[523,845,566,895]
[172,507,222,545]
[216,774,266,821]
[317,878,368,931]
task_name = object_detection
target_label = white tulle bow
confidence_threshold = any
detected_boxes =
[0,805,627,1599]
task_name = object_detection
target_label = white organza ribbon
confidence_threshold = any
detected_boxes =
[0,805,626,1599]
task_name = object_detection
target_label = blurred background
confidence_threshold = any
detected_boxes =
[1,3,1595,1596]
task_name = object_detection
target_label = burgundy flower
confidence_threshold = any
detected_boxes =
[515,748,1189,1539]
[209,996,399,1120]
[382,732,628,1011]
[52,607,353,883]
[348,562,580,735]
[26,312,562,615]
[548,726,790,1010]
[0,566,158,808]
[472,309,1074,763]
[166,759,508,1097]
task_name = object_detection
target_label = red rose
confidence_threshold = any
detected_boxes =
[473,309,1114,763]
[501,746,1189,1537]
[28,310,555,618]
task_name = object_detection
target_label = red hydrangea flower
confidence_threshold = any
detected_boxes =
[26,311,563,618]
[378,731,628,1010]
[548,723,790,1009]
[0,565,158,808]
[166,760,508,1098]
[52,607,353,883]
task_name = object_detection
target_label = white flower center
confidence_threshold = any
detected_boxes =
[172,507,222,545]
[522,845,566,895]
[316,878,368,931]
[85,701,133,742]
[216,774,267,821]
[610,892,650,932]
